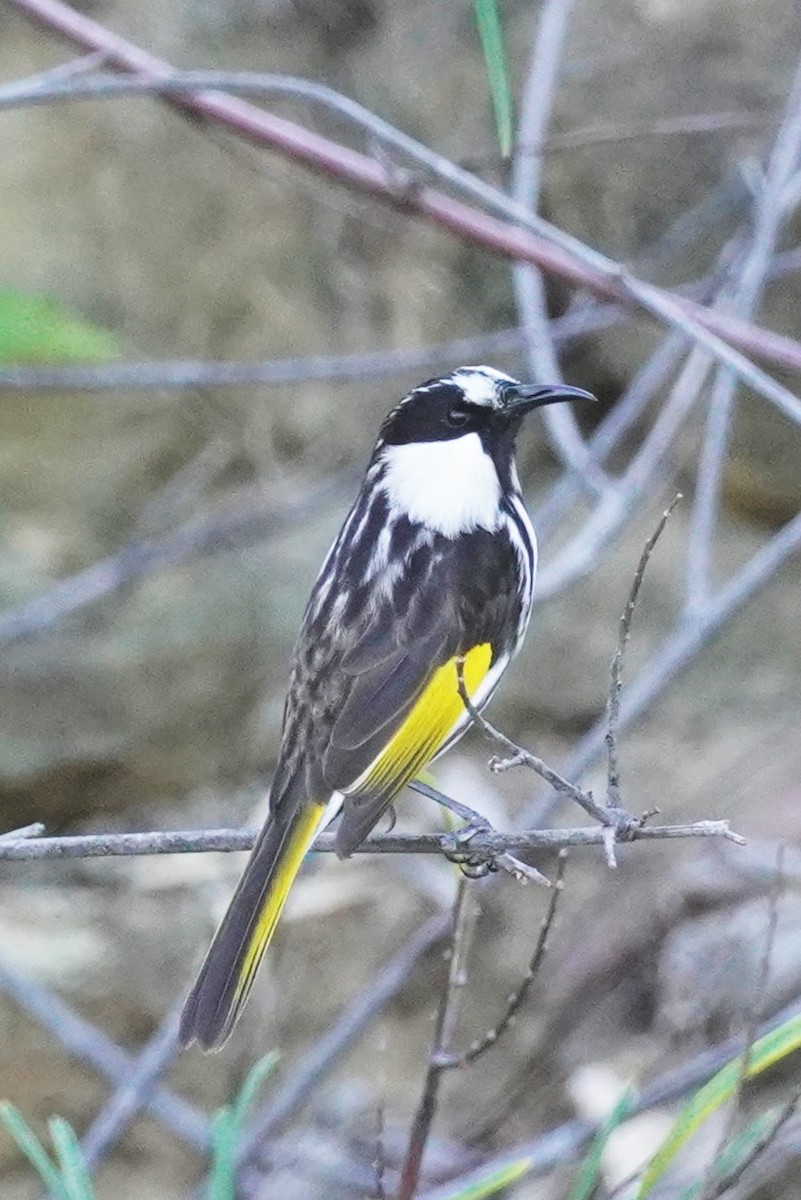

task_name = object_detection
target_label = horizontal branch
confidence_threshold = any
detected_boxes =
[0,821,743,862]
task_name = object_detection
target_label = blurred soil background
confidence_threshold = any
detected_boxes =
[0,0,801,1197]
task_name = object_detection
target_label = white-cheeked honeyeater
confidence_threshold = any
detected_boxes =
[180,366,594,1050]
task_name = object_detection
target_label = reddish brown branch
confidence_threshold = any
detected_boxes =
[9,0,801,379]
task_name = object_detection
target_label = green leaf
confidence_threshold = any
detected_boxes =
[434,1155,533,1199]
[0,1102,69,1199]
[472,0,513,158]
[637,1013,801,1196]
[50,1117,95,1200]
[207,1051,280,1200]
[0,290,118,364]
[568,1088,636,1200]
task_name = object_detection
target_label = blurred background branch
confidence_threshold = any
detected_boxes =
[1,0,800,1197]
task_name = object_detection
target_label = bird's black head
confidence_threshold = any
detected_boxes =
[379,366,594,452]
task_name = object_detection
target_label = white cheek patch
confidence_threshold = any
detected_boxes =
[380,434,502,537]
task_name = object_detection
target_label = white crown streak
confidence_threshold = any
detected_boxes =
[380,434,502,537]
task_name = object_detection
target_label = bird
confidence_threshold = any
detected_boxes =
[179,365,594,1050]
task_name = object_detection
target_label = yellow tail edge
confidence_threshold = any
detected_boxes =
[233,802,324,1009]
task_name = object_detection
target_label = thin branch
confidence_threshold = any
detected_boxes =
[512,0,599,489]
[438,851,567,1070]
[0,820,744,863]
[552,504,801,817]
[0,955,208,1152]
[7,3,801,388]
[417,995,801,1199]
[0,822,46,841]
[606,495,683,811]
[373,1098,387,1200]
[397,879,481,1200]
[686,49,801,614]
[4,239,801,397]
[236,915,449,1156]
[455,657,638,834]
[79,1005,183,1171]
[544,109,773,152]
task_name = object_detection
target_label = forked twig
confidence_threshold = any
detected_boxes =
[455,661,639,838]
[437,851,567,1070]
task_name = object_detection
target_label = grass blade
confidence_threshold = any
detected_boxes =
[0,1103,69,1199]
[472,0,513,158]
[637,1013,801,1196]
[673,1109,776,1200]
[207,1051,279,1200]
[50,1117,95,1200]
[568,1087,635,1200]
[433,1155,533,1199]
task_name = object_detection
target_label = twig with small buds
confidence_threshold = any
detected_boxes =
[397,878,481,1200]
[606,495,682,812]
[436,850,567,1070]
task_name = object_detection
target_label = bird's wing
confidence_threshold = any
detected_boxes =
[322,553,500,857]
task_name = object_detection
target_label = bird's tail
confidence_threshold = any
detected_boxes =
[179,798,325,1050]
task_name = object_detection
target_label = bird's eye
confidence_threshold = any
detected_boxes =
[445,407,469,428]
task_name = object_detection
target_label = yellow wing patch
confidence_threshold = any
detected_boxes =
[346,642,492,799]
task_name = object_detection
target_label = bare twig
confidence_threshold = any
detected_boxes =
[79,1005,183,1170]
[685,49,801,614]
[455,658,638,836]
[552,504,801,818]
[0,819,744,863]
[438,852,567,1070]
[417,995,801,1199]
[0,822,46,841]
[511,0,602,490]
[544,109,773,152]
[4,242,801,397]
[373,1098,387,1200]
[397,879,481,1200]
[0,956,208,1152]
[606,495,683,811]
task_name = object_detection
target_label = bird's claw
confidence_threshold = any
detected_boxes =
[440,818,496,878]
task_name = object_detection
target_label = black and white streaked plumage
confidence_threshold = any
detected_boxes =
[180,366,594,1050]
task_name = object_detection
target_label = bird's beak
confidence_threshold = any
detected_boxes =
[501,382,597,413]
